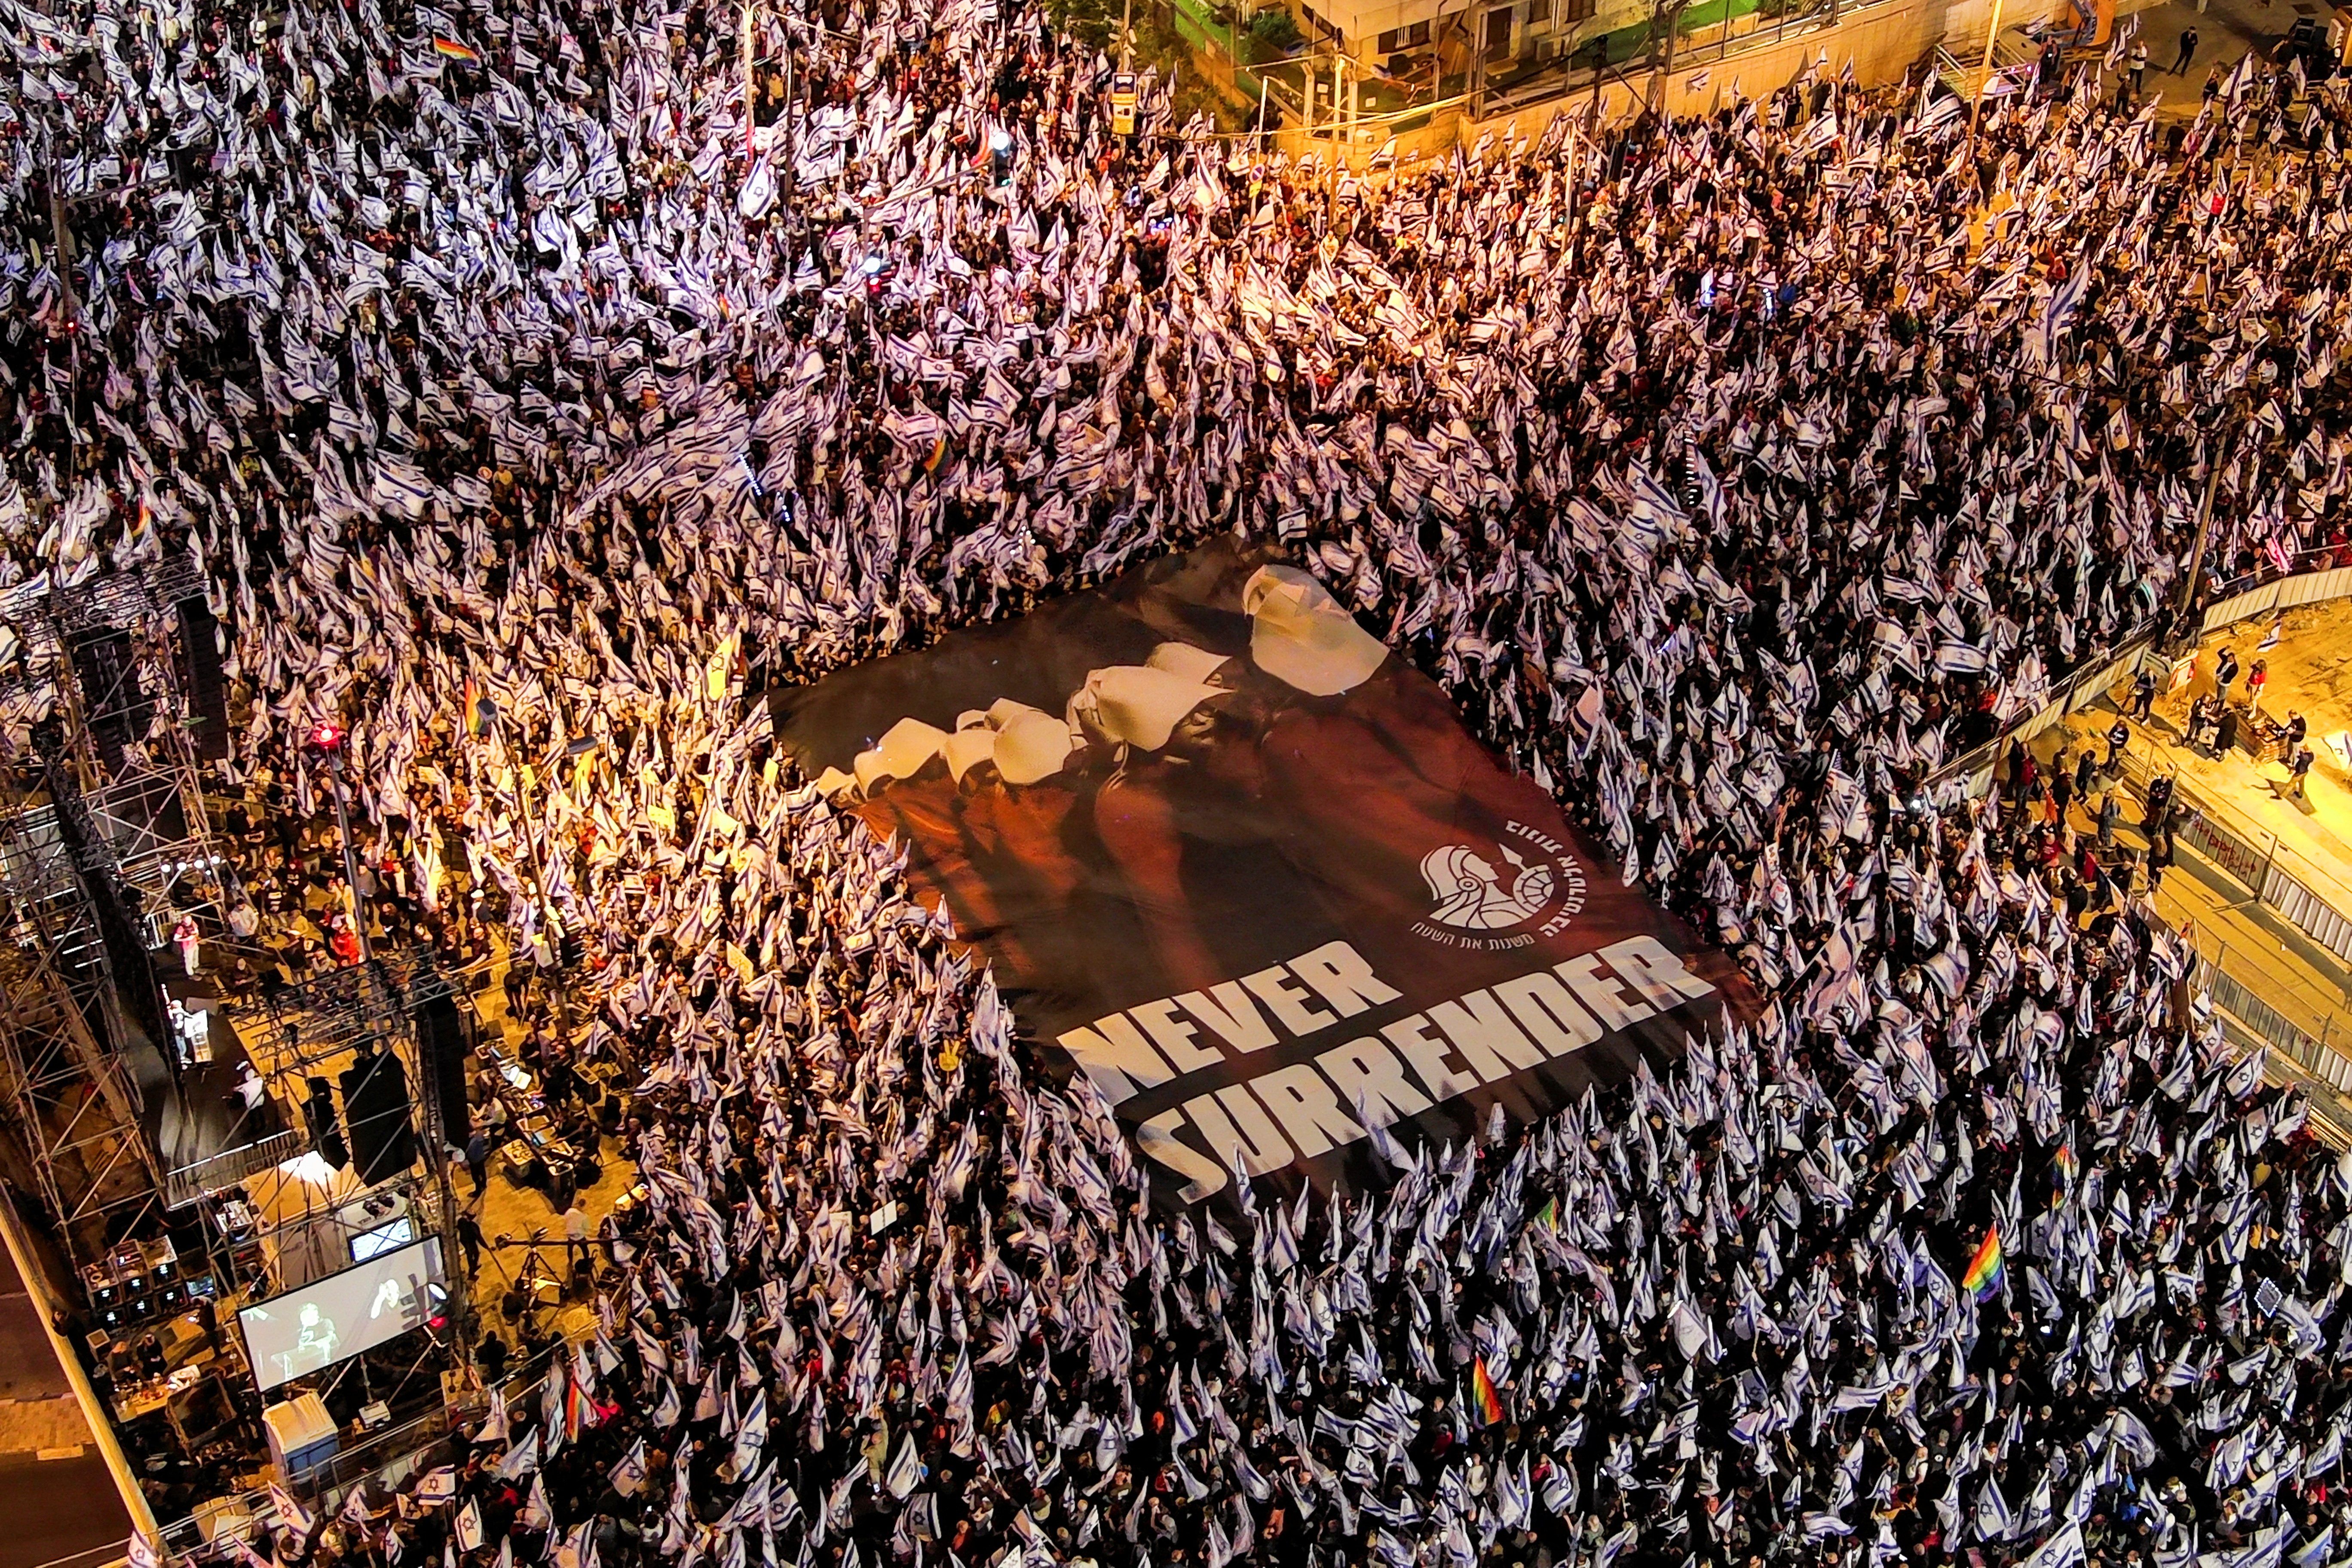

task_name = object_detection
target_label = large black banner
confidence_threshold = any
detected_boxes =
[775,542,1743,1204]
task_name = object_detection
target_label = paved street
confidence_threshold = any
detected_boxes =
[0,1245,125,1568]
[0,1242,70,1406]
[1989,0,2330,113]
[0,1450,132,1568]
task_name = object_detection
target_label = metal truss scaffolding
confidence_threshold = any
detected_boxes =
[0,552,221,1269]
[213,951,473,1357]
[0,797,160,1262]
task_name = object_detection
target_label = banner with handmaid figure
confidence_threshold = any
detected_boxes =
[774,540,1744,1204]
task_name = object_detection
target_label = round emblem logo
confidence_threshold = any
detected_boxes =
[1411,821,1587,952]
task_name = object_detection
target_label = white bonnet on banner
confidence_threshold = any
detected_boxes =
[1243,565,1389,697]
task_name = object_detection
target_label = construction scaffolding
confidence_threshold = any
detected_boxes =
[207,949,475,1365]
[0,551,225,1271]
[0,786,164,1265]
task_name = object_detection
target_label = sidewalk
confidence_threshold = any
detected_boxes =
[0,1203,140,1564]
[1988,0,2306,116]
[2110,599,2352,913]
[2040,704,2352,1063]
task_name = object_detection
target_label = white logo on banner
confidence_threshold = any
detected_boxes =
[1414,822,1587,951]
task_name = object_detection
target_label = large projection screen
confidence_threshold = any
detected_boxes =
[239,1236,444,1392]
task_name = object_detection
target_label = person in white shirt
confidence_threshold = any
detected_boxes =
[561,1200,591,1277]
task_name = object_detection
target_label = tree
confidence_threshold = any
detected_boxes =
[1642,0,1697,111]
[1249,7,1303,52]
[1044,0,1248,129]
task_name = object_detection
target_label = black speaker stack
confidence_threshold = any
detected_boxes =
[339,1046,419,1185]
[67,628,150,774]
[304,1075,350,1170]
[174,597,232,760]
[413,993,473,1145]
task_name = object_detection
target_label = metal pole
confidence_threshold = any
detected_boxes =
[1965,0,2007,160]
[1304,49,1315,155]
[2177,433,2225,625]
[1332,52,1347,203]
[510,747,558,961]
[1470,0,1489,119]
[781,39,795,206]
[48,185,76,330]
[1121,0,1133,68]
[407,977,474,1373]
[326,756,372,963]
[1646,0,1684,111]
[744,0,757,159]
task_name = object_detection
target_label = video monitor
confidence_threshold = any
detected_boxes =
[238,1237,444,1392]
[349,1215,415,1263]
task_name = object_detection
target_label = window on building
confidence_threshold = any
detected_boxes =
[1526,0,1550,21]
[1406,18,1430,44]
[1378,25,1400,49]
[1559,0,1593,21]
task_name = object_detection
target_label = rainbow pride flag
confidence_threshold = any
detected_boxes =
[564,1376,600,1437]
[1470,1356,1505,1427]
[1962,1225,2005,1302]
[432,37,481,62]
[463,673,494,737]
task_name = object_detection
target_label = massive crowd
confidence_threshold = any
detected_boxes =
[10,0,2352,1562]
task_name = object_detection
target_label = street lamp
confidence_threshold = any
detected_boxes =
[989,127,1013,186]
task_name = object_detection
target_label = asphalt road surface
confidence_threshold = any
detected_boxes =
[0,1244,128,1568]
[0,1450,130,1568]
[0,1238,69,1404]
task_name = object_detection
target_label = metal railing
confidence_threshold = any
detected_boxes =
[2202,546,2352,619]
[2184,943,2352,1149]
[2138,849,2352,1139]
[1939,548,2352,808]
[161,1127,306,1210]
[1474,0,1870,121]
[2116,747,2352,970]
[1936,632,2161,793]
[154,1340,573,1562]
[1936,545,2352,969]
[2200,958,2350,1087]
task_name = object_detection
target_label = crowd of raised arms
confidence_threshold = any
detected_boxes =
[9,0,2352,1562]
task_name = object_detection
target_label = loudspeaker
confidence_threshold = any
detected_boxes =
[414,994,472,1145]
[339,1046,417,1185]
[304,1075,348,1170]
[68,628,151,773]
[175,598,231,761]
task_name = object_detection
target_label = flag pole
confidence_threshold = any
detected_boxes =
[1966,0,2006,165]
[744,0,757,158]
